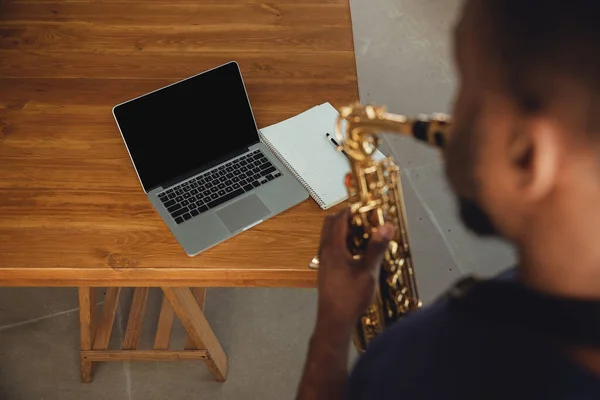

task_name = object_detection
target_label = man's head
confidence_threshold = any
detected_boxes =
[446,0,600,247]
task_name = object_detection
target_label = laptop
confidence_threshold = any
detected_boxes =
[113,61,309,256]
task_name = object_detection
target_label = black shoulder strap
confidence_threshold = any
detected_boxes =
[448,276,600,348]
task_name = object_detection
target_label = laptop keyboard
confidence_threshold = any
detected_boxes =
[157,149,281,225]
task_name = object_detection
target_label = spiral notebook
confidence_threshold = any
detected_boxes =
[259,103,385,210]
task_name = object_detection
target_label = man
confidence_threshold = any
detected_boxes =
[296,0,600,398]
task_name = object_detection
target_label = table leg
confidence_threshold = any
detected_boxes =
[161,287,228,382]
[78,287,97,383]
[153,294,175,350]
[184,288,206,350]
[122,288,149,350]
[93,287,121,351]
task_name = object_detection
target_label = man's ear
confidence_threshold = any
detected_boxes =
[508,118,560,201]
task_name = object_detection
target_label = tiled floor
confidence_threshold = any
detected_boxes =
[0,287,319,399]
[0,1,516,398]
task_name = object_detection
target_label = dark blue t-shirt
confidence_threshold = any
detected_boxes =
[346,270,600,399]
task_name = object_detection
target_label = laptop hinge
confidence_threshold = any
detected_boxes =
[157,146,250,190]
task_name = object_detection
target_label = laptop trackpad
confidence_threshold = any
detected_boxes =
[216,194,270,233]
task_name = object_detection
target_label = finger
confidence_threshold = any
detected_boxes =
[361,224,395,272]
[319,214,335,243]
[330,208,351,249]
[317,213,338,257]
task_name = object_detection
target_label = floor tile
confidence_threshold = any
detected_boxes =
[0,288,79,327]
[350,0,460,170]
[128,287,318,400]
[406,164,516,277]
[413,245,462,305]
[401,171,452,253]
[0,311,128,400]
[351,0,460,106]
[384,132,442,171]
[0,288,106,328]
[399,176,463,303]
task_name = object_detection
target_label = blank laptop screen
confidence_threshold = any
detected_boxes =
[113,62,258,192]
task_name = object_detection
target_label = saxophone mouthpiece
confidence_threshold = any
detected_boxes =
[412,117,449,149]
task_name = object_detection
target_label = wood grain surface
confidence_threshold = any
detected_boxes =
[0,0,356,287]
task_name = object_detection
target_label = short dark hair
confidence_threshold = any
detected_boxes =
[480,0,600,123]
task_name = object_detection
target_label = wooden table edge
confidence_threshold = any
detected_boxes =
[0,267,318,287]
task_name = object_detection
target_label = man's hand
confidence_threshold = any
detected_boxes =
[296,208,394,400]
[315,208,395,336]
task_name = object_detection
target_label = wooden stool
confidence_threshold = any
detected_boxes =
[77,287,227,383]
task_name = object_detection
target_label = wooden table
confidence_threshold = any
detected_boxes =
[0,0,357,383]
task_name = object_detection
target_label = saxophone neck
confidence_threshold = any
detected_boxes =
[335,103,451,162]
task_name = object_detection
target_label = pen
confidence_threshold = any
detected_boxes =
[325,133,349,158]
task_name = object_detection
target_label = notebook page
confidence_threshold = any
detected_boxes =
[260,103,385,209]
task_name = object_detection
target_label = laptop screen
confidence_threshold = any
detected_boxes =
[113,62,259,192]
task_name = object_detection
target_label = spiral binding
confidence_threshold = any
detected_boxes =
[260,133,327,209]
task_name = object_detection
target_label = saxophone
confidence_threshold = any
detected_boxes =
[312,103,451,352]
